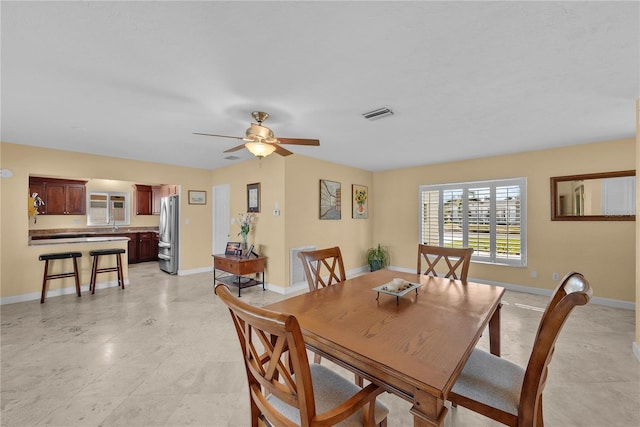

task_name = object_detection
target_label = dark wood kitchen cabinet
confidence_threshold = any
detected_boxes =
[152,186,161,215]
[134,184,153,215]
[124,232,139,264]
[137,232,158,262]
[161,184,178,197]
[28,177,87,215]
[134,184,162,215]
[96,231,157,264]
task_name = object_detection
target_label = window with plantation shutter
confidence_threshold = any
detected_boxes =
[419,178,527,267]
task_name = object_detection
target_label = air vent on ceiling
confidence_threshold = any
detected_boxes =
[362,106,394,121]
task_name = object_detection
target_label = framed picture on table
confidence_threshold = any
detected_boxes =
[225,242,241,256]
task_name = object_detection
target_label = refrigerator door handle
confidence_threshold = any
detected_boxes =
[158,241,171,248]
[158,253,172,261]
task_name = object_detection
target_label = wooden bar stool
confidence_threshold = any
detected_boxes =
[89,248,126,294]
[39,252,82,303]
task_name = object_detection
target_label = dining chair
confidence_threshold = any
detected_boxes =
[298,246,346,292]
[417,244,474,281]
[297,247,344,363]
[215,284,389,427]
[448,272,592,427]
[418,244,501,355]
[297,246,364,386]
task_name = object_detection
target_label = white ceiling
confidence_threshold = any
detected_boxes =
[2,1,638,172]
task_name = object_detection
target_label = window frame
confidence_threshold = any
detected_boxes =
[87,191,130,226]
[419,177,527,267]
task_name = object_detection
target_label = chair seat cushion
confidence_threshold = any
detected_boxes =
[267,363,389,426]
[451,348,525,416]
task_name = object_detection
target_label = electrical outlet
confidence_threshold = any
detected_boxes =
[531,270,537,278]
[552,272,559,281]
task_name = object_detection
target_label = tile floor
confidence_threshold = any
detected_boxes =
[1,262,638,426]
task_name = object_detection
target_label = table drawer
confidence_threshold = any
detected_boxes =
[214,257,241,274]
[214,256,266,276]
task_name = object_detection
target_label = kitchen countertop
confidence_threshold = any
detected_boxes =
[29,227,159,238]
[29,236,131,246]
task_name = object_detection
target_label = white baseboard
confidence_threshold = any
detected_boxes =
[0,279,129,305]
[267,265,371,295]
[267,282,308,295]
[4,264,636,312]
[178,266,212,276]
[388,265,635,310]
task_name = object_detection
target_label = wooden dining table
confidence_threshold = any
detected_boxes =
[264,269,505,427]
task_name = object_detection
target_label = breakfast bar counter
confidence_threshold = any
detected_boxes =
[29,236,130,246]
[5,236,132,304]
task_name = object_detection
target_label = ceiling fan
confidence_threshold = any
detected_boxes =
[194,111,320,158]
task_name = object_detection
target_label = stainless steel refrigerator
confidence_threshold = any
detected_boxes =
[158,195,179,274]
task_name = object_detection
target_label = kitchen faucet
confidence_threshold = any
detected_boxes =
[111,217,118,232]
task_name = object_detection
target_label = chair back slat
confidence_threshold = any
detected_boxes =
[448,272,592,427]
[298,247,346,291]
[216,283,388,427]
[518,272,592,424]
[417,244,474,281]
[217,284,317,423]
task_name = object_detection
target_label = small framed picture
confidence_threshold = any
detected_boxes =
[352,184,368,219]
[188,190,207,205]
[225,242,241,255]
[247,182,260,213]
[319,179,341,220]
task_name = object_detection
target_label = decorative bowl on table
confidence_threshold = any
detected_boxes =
[373,278,420,304]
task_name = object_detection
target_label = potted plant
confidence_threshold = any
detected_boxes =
[366,244,389,272]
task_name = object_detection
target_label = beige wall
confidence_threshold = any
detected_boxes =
[1,137,636,304]
[210,155,287,286]
[209,154,374,288]
[374,138,636,302]
[1,142,213,298]
[284,155,373,285]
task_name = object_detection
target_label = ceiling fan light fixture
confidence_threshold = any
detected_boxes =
[245,141,276,158]
[194,110,319,158]
[247,123,275,139]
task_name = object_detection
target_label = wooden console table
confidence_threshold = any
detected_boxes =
[212,254,266,297]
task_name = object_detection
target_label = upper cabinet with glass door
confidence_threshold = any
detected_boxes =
[550,170,636,221]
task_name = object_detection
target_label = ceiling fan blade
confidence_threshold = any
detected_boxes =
[273,144,294,156]
[193,132,244,140]
[224,143,248,153]
[277,137,320,146]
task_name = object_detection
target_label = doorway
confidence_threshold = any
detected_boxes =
[212,184,230,255]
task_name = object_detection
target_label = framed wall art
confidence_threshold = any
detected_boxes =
[247,182,260,213]
[352,184,368,219]
[319,179,341,220]
[188,190,207,205]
